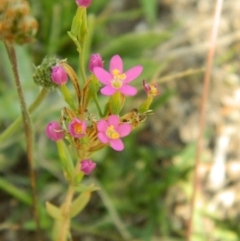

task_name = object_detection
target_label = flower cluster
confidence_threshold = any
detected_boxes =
[42,1,158,178]
[45,53,159,176]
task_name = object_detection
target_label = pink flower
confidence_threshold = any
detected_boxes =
[76,0,92,7]
[51,65,68,85]
[46,121,64,142]
[97,115,131,151]
[69,118,87,138]
[89,53,103,72]
[80,159,96,175]
[143,79,159,97]
[93,55,143,96]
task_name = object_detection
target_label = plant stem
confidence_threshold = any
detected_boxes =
[187,0,223,240]
[79,8,87,84]
[0,87,48,144]
[93,94,103,117]
[59,183,75,241]
[79,47,87,84]
[4,43,42,241]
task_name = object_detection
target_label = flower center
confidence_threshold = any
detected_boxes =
[74,123,83,134]
[111,69,126,89]
[106,125,119,139]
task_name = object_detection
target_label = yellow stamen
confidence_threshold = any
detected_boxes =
[74,123,83,134]
[106,125,119,139]
[111,69,126,89]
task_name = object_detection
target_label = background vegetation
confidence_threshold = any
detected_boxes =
[1,0,240,240]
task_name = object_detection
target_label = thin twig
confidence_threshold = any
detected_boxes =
[187,1,224,240]
[4,43,42,241]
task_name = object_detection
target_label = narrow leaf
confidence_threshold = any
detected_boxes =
[70,192,91,218]
[46,202,62,220]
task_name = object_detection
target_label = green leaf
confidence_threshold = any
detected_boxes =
[75,183,100,193]
[70,192,91,218]
[46,202,62,220]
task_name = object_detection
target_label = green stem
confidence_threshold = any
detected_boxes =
[93,94,103,117]
[58,183,75,241]
[0,87,48,144]
[4,43,42,241]
[79,8,87,84]
[60,84,77,111]
[79,46,87,84]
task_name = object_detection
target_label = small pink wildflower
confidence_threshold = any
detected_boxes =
[143,79,159,97]
[80,159,96,175]
[46,121,64,142]
[75,0,92,7]
[51,65,68,85]
[97,115,131,151]
[89,53,103,72]
[69,118,87,138]
[93,55,143,96]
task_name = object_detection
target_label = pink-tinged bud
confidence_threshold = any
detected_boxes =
[51,65,68,85]
[46,121,64,142]
[80,159,96,175]
[75,0,92,8]
[143,79,160,97]
[68,118,87,138]
[88,53,103,72]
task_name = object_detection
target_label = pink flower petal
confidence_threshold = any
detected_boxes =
[116,123,131,137]
[98,132,109,144]
[107,115,119,128]
[119,85,137,96]
[109,139,124,151]
[124,65,143,83]
[97,119,108,132]
[93,67,112,85]
[110,55,123,74]
[100,85,116,96]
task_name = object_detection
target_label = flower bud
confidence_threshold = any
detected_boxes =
[46,121,64,142]
[88,53,103,72]
[33,56,58,88]
[68,118,87,138]
[143,80,160,97]
[75,0,92,8]
[51,65,68,85]
[80,159,96,175]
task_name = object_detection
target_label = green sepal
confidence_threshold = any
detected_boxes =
[60,85,77,111]
[110,91,124,114]
[67,31,82,52]
[138,96,153,113]
[46,202,62,220]
[68,8,87,51]
[70,192,91,218]
[103,101,110,116]
[83,75,100,108]
[70,8,83,37]
[56,140,75,181]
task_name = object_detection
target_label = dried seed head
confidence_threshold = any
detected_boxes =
[0,0,38,44]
